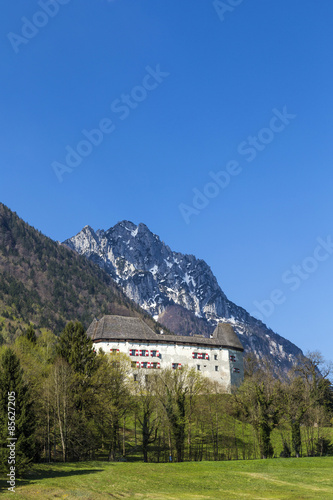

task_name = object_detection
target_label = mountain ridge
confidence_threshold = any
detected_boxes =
[64,220,304,372]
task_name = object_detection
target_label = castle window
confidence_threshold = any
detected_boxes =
[193,352,209,360]
[150,350,160,357]
[233,367,240,373]
[133,374,137,382]
[197,365,201,371]
[230,355,236,362]
[172,363,182,370]
[131,361,137,369]
[111,349,119,354]
[129,349,139,356]
[214,355,218,360]
[215,366,219,372]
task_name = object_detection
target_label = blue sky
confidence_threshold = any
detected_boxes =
[1,1,333,363]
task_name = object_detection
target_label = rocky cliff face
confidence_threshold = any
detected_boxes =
[64,221,304,372]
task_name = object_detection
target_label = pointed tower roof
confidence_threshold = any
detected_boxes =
[212,323,244,351]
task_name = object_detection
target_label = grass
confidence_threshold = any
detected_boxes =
[1,457,333,499]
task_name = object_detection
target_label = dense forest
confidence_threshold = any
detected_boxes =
[0,322,332,475]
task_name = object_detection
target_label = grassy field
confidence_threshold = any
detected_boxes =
[1,457,333,500]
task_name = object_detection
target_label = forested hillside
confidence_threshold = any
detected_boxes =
[0,203,169,343]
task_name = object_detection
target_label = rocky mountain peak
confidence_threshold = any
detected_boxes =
[64,222,304,373]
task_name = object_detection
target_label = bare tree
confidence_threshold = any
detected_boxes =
[93,352,133,461]
[234,362,281,459]
[155,366,204,462]
[133,372,160,462]
[51,358,74,462]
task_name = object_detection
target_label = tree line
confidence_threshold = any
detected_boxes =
[0,322,332,474]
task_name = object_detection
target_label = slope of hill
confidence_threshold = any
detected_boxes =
[64,221,304,372]
[0,203,168,343]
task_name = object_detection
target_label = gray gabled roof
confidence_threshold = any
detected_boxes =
[87,315,244,351]
[87,315,157,341]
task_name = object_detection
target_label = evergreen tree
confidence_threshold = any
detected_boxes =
[0,348,35,474]
[57,321,96,376]
[56,321,98,459]
[24,325,36,344]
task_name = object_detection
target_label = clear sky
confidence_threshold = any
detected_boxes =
[1,1,333,363]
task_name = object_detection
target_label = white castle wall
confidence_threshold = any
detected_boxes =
[93,339,243,391]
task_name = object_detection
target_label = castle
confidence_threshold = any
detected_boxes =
[87,315,244,390]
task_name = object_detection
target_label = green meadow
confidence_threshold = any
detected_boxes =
[1,457,333,500]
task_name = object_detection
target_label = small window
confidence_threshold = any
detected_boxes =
[214,354,218,360]
[133,374,137,382]
[131,361,137,368]
[197,365,201,371]
[215,366,219,372]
